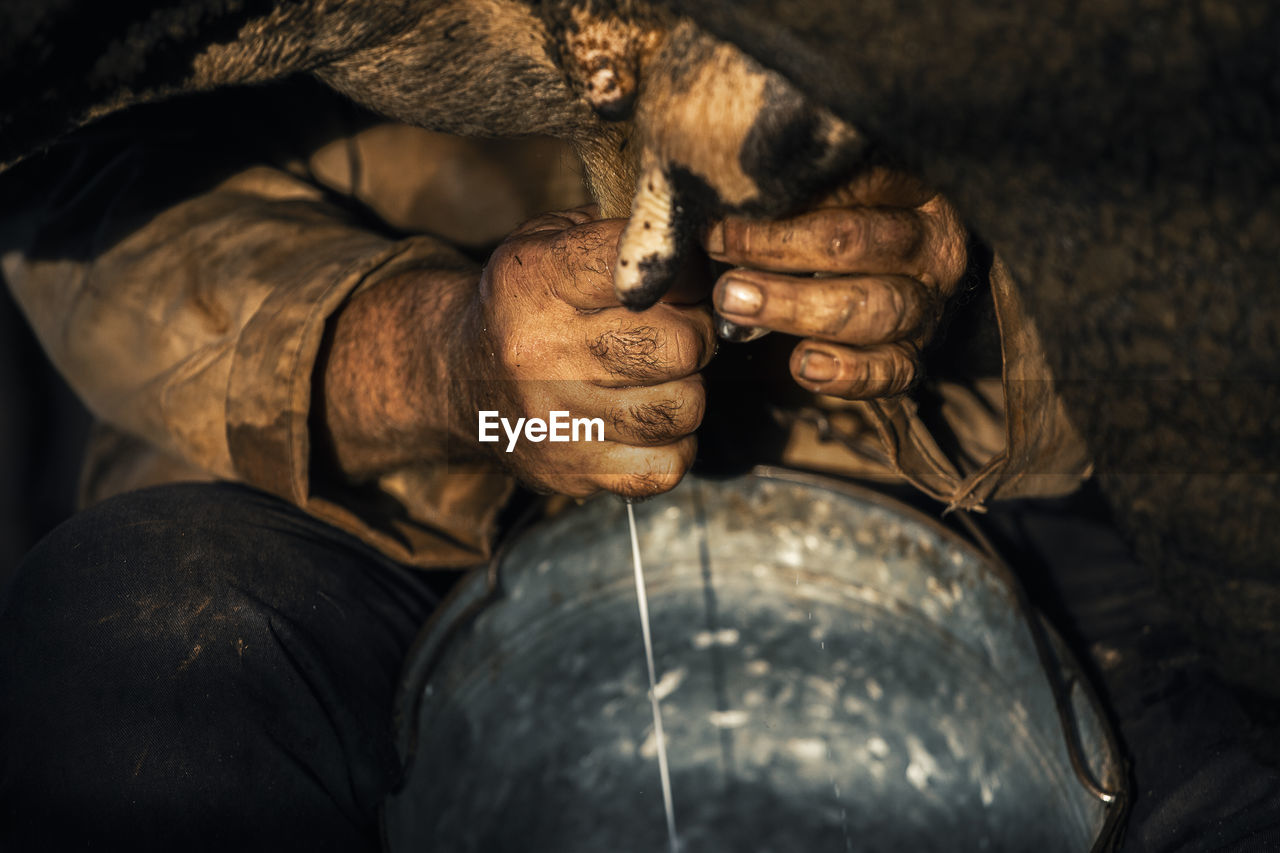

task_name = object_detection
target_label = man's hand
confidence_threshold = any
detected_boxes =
[704,167,968,399]
[473,208,714,497]
[318,208,714,500]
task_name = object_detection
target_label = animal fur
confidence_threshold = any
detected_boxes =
[612,20,865,308]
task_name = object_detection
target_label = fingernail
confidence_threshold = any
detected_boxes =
[704,221,725,255]
[719,278,764,316]
[799,350,839,382]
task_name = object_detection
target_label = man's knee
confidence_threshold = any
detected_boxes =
[2,483,302,686]
[0,483,414,850]
[1,485,299,778]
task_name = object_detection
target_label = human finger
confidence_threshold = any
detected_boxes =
[494,217,626,310]
[704,206,924,275]
[589,436,699,498]
[561,376,706,447]
[520,435,698,499]
[789,340,920,399]
[713,269,934,346]
[542,218,629,310]
[581,306,715,386]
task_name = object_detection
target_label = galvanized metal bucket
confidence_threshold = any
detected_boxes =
[384,469,1127,852]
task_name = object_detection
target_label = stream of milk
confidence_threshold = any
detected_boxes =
[627,501,680,853]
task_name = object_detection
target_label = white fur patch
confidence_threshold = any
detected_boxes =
[614,161,677,301]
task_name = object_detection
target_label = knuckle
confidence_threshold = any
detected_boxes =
[889,349,921,395]
[672,388,708,434]
[866,281,908,337]
[611,392,702,444]
[850,355,876,396]
[562,225,616,277]
[590,315,706,382]
[819,349,913,400]
[590,322,664,381]
[826,217,867,263]
[630,400,679,440]
[829,279,921,344]
[860,346,917,398]
[811,287,858,338]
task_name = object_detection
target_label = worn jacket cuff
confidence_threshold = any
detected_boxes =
[867,255,1093,511]
[226,237,513,567]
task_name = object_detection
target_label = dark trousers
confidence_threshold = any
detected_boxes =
[0,483,445,852]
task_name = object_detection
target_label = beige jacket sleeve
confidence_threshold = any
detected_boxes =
[1,121,514,568]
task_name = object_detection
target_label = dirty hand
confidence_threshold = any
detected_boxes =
[704,168,968,399]
[471,208,715,498]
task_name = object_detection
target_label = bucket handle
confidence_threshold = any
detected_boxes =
[954,511,1130,852]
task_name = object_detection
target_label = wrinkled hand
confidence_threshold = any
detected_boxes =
[704,168,968,399]
[473,207,715,498]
